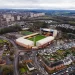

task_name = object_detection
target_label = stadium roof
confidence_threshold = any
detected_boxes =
[41,28,57,32]
[16,37,34,46]
[36,36,54,46]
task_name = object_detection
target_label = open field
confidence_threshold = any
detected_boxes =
[28,34,46,45]
[0,39,8,43]
[19,65,28,74]
[0,39,4,43]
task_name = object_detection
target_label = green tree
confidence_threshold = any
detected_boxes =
[2,65,13,75]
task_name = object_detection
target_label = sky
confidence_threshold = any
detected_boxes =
[0,0,75,10]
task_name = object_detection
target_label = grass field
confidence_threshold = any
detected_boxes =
[19,64,28,74]
[0,39,4,43]
[21,31,33,35]
[0,39,8,43]
[28,34,46,46]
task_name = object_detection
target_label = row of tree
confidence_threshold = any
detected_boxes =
[0,25,22,34]
[56,27,75,34]
[0,65,13,75]
[29,21,48,32]
[51,16,75,26]
[56,27,75,39]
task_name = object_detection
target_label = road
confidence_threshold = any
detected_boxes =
[0,36,19,75]
[31,51,48,75]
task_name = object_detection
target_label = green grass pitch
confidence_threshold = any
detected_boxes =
[28,34,46,46]
[21,31,33,35]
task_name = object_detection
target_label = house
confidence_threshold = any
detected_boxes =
[63,57,72,65]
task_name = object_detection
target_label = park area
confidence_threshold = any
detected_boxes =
[19,63,28,75]
[28,34,46,46]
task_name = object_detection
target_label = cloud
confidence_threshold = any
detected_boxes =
[0,0,75,9]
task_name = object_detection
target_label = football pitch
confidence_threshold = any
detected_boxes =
[28,34,46,46]
[21,31,33,35]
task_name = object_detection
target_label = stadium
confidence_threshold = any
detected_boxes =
[16,28,57,49]
[40,28,57,37]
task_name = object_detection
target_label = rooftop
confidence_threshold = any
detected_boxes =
[50,61,63,68]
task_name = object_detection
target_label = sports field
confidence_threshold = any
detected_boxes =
[28,34,46,46]
[21,31,33,35]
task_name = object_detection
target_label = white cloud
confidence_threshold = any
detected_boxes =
[0,0,75,9]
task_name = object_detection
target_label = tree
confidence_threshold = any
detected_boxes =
[29,21,48,31]
[0,25,22,34]
[2,65,13,75]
